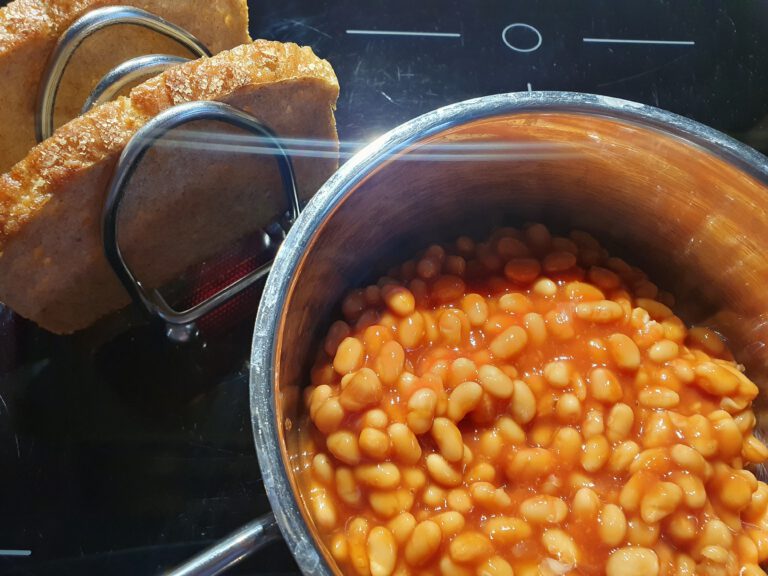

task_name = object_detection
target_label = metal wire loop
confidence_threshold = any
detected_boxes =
[81,54,190,114]
[35,6,211,142]
[101,101,301,330]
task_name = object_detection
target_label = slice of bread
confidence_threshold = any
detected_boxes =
[0,39,340,333]
[0,0,251,173]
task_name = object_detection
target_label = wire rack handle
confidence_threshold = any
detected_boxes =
[36,5,211,142]
[82,54,191,114]
[102,101,301,338]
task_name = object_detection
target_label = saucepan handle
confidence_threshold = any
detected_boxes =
[164,513,280,576]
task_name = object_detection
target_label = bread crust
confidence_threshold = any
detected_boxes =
[0,0,251,172]
[0,40,340,333]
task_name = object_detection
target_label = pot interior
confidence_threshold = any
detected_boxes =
[272,110,768,571]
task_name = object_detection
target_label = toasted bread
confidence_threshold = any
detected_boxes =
[0,0,251,173]
[0,40,340,333]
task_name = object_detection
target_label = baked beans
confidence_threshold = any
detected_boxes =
[298,224,768,576]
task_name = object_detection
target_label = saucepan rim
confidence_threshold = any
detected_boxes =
[249,90,768,575]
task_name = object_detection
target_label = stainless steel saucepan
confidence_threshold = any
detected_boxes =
[167,91,768,576]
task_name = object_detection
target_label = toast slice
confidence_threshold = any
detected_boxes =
[0,40,340,334]
[0,0,250,173]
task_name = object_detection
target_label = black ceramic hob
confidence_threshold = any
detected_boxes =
[0,1,767,575]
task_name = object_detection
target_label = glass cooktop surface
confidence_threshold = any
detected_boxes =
[0,0,766,575]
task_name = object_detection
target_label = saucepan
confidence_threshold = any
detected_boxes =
[166,91,768,575]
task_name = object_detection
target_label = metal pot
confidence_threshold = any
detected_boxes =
[170,91,768,575]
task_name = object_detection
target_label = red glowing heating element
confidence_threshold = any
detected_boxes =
[172,231,278,334]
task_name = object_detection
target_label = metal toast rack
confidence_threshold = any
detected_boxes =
[36,6,302,343]
[33,8,304,574]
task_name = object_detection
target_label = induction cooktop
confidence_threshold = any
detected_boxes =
[0,1,766,575]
